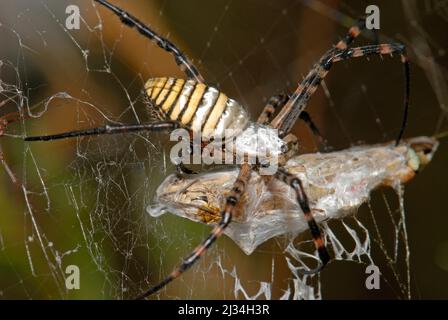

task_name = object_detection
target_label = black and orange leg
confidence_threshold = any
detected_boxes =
[334,17,367,51]
[135,163,252,299]
[271,42,410,147]
[258,94,324,147]
[257,94,289,124]
[94,0,204,82]
[270,18,409,144]
[275,168,330,274]
[332,44,410,145]
[24,120,183,141]
[296,111,325,148]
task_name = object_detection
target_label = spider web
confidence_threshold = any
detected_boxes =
[0,0,447,299]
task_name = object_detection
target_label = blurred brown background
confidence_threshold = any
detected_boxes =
[0,0,447,299]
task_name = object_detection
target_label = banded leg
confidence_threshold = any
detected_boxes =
[296,111,325,148]
[330,44,409,146]
[275,167,330,274]
[334,18,367,51]
[258,94,324,145]
[24,120,182,141]
[94,0,204,82]
[135,163,252,299]
[270,42,410,147]
[257,94,289,124]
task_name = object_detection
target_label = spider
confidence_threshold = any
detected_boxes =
[24,0,410,299]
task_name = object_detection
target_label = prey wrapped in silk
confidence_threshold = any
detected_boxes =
[148,137,438,254]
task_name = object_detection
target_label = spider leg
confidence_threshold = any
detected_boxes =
[176,162,197,175]
[257,94,289,124]
[275,167,330,274]
[135,163,252,299]
[333,44,410,145]
[259,94,324,147]
[270,43,410,147]
[24,120,182,141]
[334,18,367,50]
[333,16,382,51]
[297,110,325,148]
[94,0,204,82]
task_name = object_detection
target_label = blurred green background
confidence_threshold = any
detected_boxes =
[0,0,447,299]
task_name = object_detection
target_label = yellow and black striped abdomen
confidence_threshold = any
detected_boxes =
[145,77,249,140]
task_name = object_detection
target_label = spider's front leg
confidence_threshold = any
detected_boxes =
[259,94,325,149]
[270,19,410,146]
[25,119,200,175]
[135,163,252,299]
[94,0,204,82]
[275,167,330,274]
[24,120,184,141]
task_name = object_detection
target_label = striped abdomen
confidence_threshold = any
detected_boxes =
[145,77,249,140]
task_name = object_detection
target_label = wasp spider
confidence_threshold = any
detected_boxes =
[24,0,410,299]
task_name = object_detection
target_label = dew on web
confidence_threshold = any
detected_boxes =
[0,0,447,300]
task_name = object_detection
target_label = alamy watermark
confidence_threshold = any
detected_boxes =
[65,265,80,290]
[365,264,380,290]
[65,5,80,30]
[365,5,380,30]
